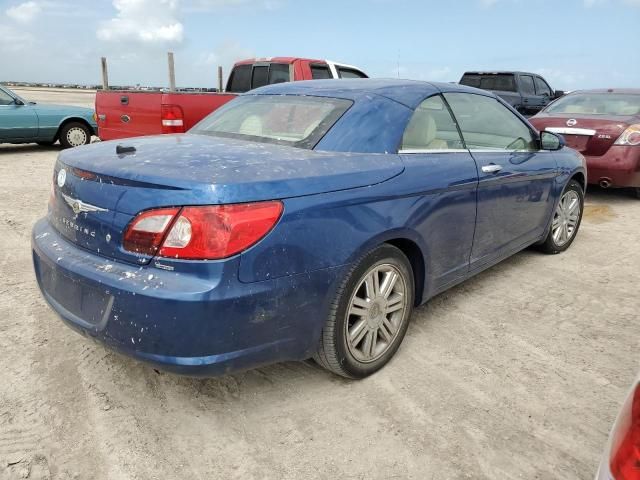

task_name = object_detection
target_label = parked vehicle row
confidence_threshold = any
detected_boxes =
[94,57,368,141]
[0,85,97,148]
[32,79,586,379]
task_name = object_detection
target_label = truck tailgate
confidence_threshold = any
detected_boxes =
[95,91,163,141]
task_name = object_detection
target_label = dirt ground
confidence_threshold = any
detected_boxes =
[0,89,638,480]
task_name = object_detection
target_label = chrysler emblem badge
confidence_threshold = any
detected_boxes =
[57,169,67,188]
[566,119,577,127]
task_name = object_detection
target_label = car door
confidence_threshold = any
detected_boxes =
[399,94,479,291]
[517,74,540,116]
[533,76,554,112]
[443,92,558,271]
[0,88,38,140]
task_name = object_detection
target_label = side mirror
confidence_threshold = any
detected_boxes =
[540,131,565,151]
[14,99,24,106]
[554,90,565,99]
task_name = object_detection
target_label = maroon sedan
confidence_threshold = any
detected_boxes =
[529,89,640,198]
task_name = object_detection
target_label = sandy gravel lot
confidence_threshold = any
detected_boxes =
[0,89,638,480]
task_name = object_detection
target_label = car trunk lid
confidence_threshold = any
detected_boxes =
[50,134,404,265]
[530,114,636,156]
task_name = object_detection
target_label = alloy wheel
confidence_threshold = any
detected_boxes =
[552,190,581,247]
[345,264,408,363]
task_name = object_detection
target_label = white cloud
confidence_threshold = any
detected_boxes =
[97,0,184,45]
[5,1,41,23]
[0,24,34,51]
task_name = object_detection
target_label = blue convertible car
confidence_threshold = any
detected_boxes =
[0,85,96,148]
[32,79,586,378]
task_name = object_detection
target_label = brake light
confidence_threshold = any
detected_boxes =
[614,124,640,146]
[161,104,185,134]
[610,382,640,479]
[123,201,283,260]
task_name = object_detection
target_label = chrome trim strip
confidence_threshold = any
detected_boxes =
[545,127,596,136]
[399,149,469,154]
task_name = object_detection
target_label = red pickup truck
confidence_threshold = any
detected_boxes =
[95,57,368,141]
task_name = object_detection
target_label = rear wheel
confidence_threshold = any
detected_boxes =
[314,244,414,379]
[59,122,91,149]
[539,180,584,254]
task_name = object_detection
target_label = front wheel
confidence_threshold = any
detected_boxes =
[539,180,584,254]
[59,122,91,149]
[313,244,415,379]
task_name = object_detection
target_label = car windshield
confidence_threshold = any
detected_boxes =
[460,74,517,92]
[190,95,353,149]
[545,93,640,116]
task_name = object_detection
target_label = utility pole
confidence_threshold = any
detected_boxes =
[101,57,109,90]
[168,52,176,92]
[217,66,223,92]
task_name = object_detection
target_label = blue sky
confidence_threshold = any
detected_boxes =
[0,0,638,90]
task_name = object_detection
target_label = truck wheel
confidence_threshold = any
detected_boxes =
[59,122,91,148]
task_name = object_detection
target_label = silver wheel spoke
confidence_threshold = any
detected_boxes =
[380,271,398,299]
[349,319,368,345]
[379,318,395,342]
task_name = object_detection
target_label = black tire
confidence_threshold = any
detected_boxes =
[538,180,584,254]
[59,122,91,149]
[314,244,415,379]
[634,188,640,200]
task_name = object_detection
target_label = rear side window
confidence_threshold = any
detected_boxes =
[479,74,516,92]
[338,67,368,79]
[311,64,332,80]
[534,77,552,96]
[401,95,464,151]
[226,65,252,93]
[268,63,290,84]
[459,74,481,88]
[520,75,535,96]
[444,92,537,151]
[251,66,269,89]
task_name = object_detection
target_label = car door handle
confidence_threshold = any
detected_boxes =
[482,164,503,174]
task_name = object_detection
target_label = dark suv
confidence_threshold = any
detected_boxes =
[459,71,564,116]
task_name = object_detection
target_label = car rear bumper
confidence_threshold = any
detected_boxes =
[32,218,344,376]
[585,146,640,188]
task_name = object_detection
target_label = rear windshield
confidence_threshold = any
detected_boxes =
[460,74,517,92]
[190,95,353,149]
[545,93,640,116]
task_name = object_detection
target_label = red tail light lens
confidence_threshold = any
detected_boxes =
[123,201,283,260]
[123,207,180,255]
[610,382,640,479]
[161,104,185,134]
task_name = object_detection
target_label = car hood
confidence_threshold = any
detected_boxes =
[57,134,404,212]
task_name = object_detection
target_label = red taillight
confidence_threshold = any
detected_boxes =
[123,202,283,260]
[610,382,640,479]
[615,124,640,147]
[161,104,185,134]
